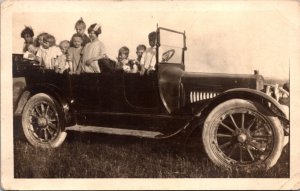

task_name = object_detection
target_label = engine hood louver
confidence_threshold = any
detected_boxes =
[190,91,219,103]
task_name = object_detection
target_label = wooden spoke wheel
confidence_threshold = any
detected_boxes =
[202,99,284,171]
[22,93,67,148]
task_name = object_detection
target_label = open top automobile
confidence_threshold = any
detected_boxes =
[13,27,290,171]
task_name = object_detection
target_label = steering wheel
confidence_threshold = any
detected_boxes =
[161,49,175,62]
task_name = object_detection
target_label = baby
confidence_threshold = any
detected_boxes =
[55,40,71,73]
[23,43,38,60]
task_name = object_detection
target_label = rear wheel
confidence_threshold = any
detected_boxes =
[202,99,283,171]
[22,93,67,148]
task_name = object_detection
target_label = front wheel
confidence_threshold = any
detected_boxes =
[22,93,67,148]
[202,99,284,171]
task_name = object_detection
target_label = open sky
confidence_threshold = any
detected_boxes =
[12,1,300,79]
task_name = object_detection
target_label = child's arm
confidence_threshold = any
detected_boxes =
[51,57,59,71]
[23,51,33,60]
[35,49,43,66]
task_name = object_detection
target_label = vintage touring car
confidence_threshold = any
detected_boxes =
[13,27,289,171]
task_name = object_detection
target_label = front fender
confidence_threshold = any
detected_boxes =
[196,88,289,121]
[14,84,74,126]
[182,88,289,143]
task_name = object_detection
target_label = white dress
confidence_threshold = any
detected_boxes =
[80,40,106,73]
[36,46,62,69]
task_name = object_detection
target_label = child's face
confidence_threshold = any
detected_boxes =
[88,31,97,41]
[149,36,156,47]
[28,45,37,54]
[42,41,50,49]
[72,37,83,48]
[38,36,44,46]
[136,49,145,58]
[60,43,70,54]
[24,33,33,43]
[118,52,128,61]
[76,25,85,35]
[149,35,156,47]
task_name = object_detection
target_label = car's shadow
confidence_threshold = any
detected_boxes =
[13,115,206,157]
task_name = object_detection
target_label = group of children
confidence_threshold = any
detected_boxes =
[20,18,155,74]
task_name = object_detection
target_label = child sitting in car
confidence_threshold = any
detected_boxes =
[23,43,38,60]
[116,46,138,73]
[36,34,62,69]
[68,34,83,73]
[70,17,90,47]
[135,44,146,63]
[54,40,71,73]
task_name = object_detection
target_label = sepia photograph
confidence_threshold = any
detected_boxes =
[1,0,300,190]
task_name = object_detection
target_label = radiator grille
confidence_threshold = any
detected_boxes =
[190,91,219,103]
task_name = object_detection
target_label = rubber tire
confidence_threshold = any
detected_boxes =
[202,99,284,171]
[22,93,67,148]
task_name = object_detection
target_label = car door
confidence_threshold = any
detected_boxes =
[71,73,101,110]
[72,71,125,126]
[97,70,126,112]
[123,72,160,110]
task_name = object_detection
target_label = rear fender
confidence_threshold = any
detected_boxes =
[15,90,31,115]
[14,84,74,126]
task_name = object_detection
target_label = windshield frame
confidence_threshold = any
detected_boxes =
[156,27,187,65]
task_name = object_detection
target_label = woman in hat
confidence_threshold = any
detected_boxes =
[79,23,107,73]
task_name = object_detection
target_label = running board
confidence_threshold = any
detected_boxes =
[65,125,164,139]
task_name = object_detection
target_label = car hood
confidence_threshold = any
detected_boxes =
[181,72,263,93]
[158,67,264,114]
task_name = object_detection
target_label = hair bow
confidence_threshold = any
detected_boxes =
[93,23,101,31]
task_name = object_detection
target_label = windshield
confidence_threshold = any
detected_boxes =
[158,28,186,64]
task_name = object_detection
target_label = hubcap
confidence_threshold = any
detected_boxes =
[28,101,59,142]
[37,117,48,127]
[214,110,274,165]
[237,133,247,143]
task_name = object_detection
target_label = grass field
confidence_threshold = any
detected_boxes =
[14,120,290,178]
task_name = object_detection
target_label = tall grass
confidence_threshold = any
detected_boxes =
[14,130,289,178]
